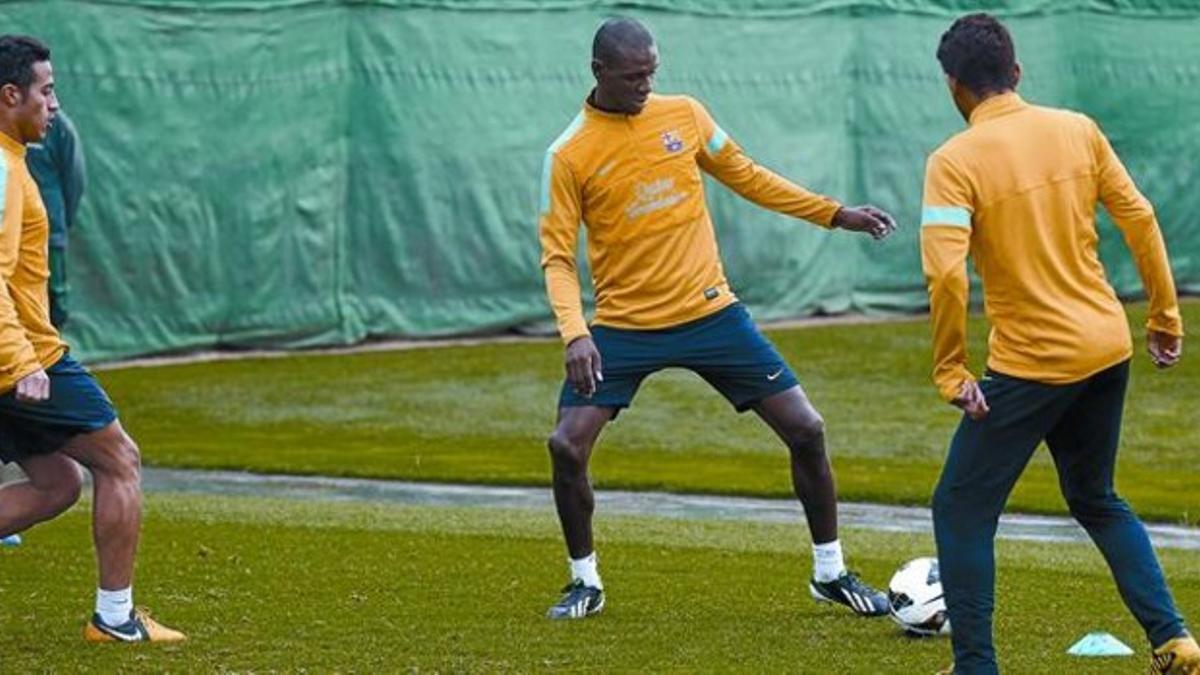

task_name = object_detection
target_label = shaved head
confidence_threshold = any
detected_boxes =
[592,17,654,65]
[589,17,658,115]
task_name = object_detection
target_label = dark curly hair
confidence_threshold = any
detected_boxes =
[0,35,51,93]
[936,14,1017,96]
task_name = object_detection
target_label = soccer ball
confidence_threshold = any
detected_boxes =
[888,557,950,636]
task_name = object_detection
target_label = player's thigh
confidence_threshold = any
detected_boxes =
[18,451,83,495]
[59,420,139,477]
[0,354,120,464]
[1044,361,1129,500]
[557,325,661,412]
[936,372,1076,512]
[552,405,616,456]
[682,304,799,413]
[751,385,824,443]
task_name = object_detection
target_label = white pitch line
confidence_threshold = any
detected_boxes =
[139,467,1200,551]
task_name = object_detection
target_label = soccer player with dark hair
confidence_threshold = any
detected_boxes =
[0,34,184,643]
[920,13,1197,674]
[539,16,898,620]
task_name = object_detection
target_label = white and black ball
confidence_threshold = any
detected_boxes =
[888,557,951,636]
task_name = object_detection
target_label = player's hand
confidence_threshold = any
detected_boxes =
[15,368,50,403]
[565,336,603,398]
[1147,330,1182,369]
[832,205,898,240]
[951,379,989,421]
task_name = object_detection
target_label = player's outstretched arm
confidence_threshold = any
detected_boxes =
[831,206,898,240]
[689,98,850,228]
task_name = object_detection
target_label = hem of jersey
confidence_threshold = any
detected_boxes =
[591,295,739,333]
[39,344,69,368]
[0,344,73,397]
[984,348,1133,386]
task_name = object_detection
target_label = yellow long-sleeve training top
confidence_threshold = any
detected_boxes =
[0,130,67,392]
[539,93,842,344]
[921,93,1182,402]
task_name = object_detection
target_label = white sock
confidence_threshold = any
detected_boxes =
[96,586,133,627]
[569,552,603,590]
[813,540,846,582]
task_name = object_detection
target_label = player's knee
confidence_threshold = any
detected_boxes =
[785,413,826,451]
[107,435,142,484]
[1065,492,1128,527]
[932,482,996,532]
[48,463,84,513]
[547,431,587,474]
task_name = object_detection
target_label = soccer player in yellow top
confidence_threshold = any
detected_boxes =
[539,17,899,620]
[920,15,1197,675]
[0,35,183,643]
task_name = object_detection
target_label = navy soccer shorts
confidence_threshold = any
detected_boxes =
[558,303,799,413]
[0,354,119,463]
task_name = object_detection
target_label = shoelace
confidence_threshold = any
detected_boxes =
[840,570,878,596]
[1150,651,1174,672]
[133,606,168,632]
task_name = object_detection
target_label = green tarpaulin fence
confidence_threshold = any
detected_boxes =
[2,0,1197,361]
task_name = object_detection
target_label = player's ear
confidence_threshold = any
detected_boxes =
[1011,62,1022,89]
[591,59,604,81]
[0,83,21,108]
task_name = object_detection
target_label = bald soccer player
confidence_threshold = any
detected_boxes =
[538,17,899,621]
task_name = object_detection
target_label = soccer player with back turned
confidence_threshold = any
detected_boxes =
[0,35,184,643]
[27,107,85,329]
[920,14,1198,675]
[538,17,899,620]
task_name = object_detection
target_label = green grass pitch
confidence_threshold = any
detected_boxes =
[100,301,1200,524]
[1,494,1195,672]
[6,303,1192,670]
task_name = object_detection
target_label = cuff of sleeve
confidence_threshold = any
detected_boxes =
[560,322,591,346]
[936,369,975,403]
[1147,313,1184,337]
[818,201,844,229]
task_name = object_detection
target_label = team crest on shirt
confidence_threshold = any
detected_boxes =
[661,130,684,153]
